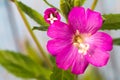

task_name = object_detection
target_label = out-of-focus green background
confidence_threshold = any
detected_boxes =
[0,0,120,80]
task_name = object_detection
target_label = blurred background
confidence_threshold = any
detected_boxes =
[0,0,120,80]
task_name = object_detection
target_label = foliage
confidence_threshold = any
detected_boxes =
[60,0,71,20]
[32,26,48,31]
[18,1,48,26]
[74,0,86,6]
[113,38,120,45]
[0,50,51,80]
[102,14,120,30]
[50,65,75,80]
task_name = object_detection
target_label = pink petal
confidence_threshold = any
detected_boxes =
[85,48,110,67]
[68,7,86,33]
[85,32,113,51]
[71,54,89,74]
[86,9,103,34]
[56,46,78,70]
[47,22,73,39]
[47,39,72,56]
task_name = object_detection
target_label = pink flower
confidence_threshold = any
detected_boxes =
[47,7,113,74]
[44,8,61,24]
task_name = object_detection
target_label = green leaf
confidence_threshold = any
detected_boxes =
[0,50,51,79]
[32,26,48,31]
[24,40,42,64]
[74,0,86,6]
[101,14,120,30]
[18,1,48,26]
[113,38,120,45]
[50,65,74,80]
[60,0,71,20]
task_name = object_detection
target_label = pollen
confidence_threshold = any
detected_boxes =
[73,30,89,55]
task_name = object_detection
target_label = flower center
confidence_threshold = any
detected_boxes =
[47,13,58,24]
[73,30,89,55]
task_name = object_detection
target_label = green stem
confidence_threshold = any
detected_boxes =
[74,75,78,80]
[43,0,61,12]
[91,0,98,10]
[61,70,64,80]
[14,0,53,69]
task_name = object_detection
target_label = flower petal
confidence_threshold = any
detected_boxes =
[47,39,72,56]
[47,22,73,39]
[56,46,78,70]
[86,9,103,34]
[71,54,89,74]
[68,7,86,33]
[85,48,110,67]
[85,32,113,51]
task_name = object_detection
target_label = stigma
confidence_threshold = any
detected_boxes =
[47,13,58,24]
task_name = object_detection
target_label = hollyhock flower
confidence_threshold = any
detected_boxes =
[44,8,61,24]
[47,7,113,74]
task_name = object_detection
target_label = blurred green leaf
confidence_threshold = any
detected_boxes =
[60,0,71,20]
[81,66,104,80]
[0,50,51,79]
[74,0,86,6]
[101,14,120,30]
[113,38,120,45]
[18,1,48,26]
[24,40,42,64]
[32,26,48,31]
[50,65,74,80]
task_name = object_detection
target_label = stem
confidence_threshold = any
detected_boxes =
[74,75,77,80]
[43,0,61,12]
[14,0,53,69]
[61,70,64,80]
[91,0,98,10]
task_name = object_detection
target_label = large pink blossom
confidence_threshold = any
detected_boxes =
[47,7,113,74]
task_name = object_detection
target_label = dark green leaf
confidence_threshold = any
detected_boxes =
[18,1,48,26]
[113,38,120,45]
[50,65,74,80]
[0,50,51,79]
[32,26,48,31]
[101,14,120,30]
[74,0,86,6]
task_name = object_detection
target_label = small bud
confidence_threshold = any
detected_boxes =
[44,8,61,24]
